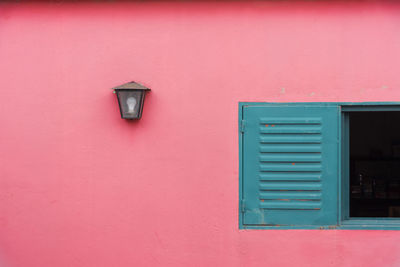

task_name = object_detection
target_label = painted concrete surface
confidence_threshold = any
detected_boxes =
[1,1,400,266]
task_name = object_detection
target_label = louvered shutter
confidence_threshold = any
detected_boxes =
[241,105,339,227]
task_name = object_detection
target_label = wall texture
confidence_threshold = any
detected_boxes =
[1,1,400,266]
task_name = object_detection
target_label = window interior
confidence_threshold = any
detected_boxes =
[350,111,400,217]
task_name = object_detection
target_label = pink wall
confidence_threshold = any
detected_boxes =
[1,1,400,266]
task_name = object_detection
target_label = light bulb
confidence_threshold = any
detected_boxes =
[126,97,137,114]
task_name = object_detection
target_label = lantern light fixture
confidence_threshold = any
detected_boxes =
[113,81,151,120]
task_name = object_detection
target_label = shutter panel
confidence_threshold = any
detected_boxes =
[242,105,339,227]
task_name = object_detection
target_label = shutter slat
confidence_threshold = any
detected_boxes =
[260,163,322,172]
[260,191,322,200]
[260,144,322,153]
[260,126,322,134]
[260,200,321,210]
[260,135,322,143]
[259,117,322,124]
[260,154,322,162]
[259,182,322,191]
[260,201,321,210]
[259,173,321,181]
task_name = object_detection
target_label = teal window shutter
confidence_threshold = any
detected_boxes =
[241,105,339,227]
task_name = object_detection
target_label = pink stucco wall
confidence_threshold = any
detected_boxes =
[1,1,400,266]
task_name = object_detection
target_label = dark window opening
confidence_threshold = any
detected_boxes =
[350,112,400,217]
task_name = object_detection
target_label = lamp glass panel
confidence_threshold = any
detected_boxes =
[117,90,143,119]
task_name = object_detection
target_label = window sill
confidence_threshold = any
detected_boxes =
[339,218,400,230]
[240,219,400,230]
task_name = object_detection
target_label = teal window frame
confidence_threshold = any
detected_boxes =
[239,102,400,230]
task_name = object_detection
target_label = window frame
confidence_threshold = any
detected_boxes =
[340,104,400,230]
[239,102,400,230]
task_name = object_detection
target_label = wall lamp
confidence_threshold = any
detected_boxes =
[113,81,151,120]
